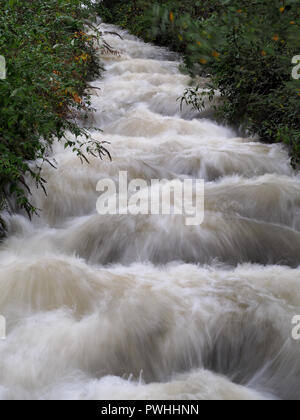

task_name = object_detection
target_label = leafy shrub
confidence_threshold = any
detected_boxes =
[0,0,108,236]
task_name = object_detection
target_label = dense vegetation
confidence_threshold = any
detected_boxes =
[0,0,108,238]
[99,0,300,164]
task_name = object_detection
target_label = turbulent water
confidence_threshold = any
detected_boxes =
[1,22,300,400]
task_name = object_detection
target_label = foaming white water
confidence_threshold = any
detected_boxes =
[0,23,300,400]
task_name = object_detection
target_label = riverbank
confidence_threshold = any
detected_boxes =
[0,0,105,238]
[99,0,300,165]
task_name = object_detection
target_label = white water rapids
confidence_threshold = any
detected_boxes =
[0,22,300,400]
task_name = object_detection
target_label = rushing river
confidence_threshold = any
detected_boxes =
[0,22,300,400]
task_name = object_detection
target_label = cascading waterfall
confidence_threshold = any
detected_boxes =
[0,22,300,400]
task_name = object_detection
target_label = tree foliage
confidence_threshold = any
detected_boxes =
[0,0,109,235]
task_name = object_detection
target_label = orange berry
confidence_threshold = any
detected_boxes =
[73,93,82,104]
